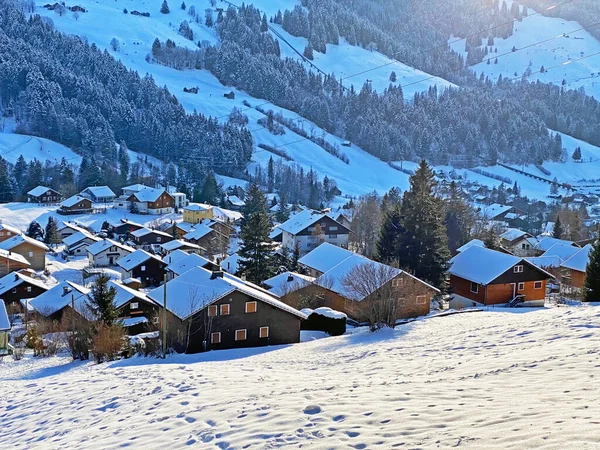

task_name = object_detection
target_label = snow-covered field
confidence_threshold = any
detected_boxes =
[0,132,82,165]
[2,307,600,448]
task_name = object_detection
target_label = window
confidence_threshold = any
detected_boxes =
[211,332,221,344]
[0,232,4,236]
[259,327,269,338]
[397,297,406,306]
[470,282,479,293]
[416,295,427,305]
[153,316,160,324]
[141,266,146,272]
[235,329,247,341]
[514,265,524,273]
[208,305,218,317]
[220,304,230,315]
[28,252,34,257]
[329,226,338,231]
[534,281,543,289]
[392,278,405,288]
[328,234,338,239]
[518,282,525,291]
[245,301,257,313]
[156,237,161,242]
[130,302,139,310]
[26,286,32,293]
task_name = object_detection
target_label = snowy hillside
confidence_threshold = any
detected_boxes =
[0,132,82,165]
[451,2,600,99]
[3,307,600,448]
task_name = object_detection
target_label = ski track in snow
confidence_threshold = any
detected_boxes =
[1,307,600,448]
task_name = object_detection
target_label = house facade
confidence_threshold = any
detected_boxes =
[111,281,161,335]
[63,231,101,256]
[58,195,93,215]
[0,235,49,270]
[449,246,554,308]
[560,244,593,295]
[279,210,351,255]
[117,250,167,287]
[81,186,116,203]
[87,239,135,267]
[27,186,63,204]
[499,229,535,257]
[183,203,214,224]
[0,249,30,277]
[131,228,174,246]
[0,270,49,313]
[0,223,22,243]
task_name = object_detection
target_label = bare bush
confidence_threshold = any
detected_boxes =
[92,323,126,363]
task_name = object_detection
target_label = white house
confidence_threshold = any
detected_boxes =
[81,186,116,203]
[87,239,135,267]
[278,209,351,255]
[62,230,101,256]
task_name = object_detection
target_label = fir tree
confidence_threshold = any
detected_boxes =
[584,240,600,302]
[261,13,268,32]
[572,147,582,161]
[44,217,60,247]
[87,274,118,325]
[276,192,290,223]
[376,205,401,264]
[483,229,501,251]
[267,156,274,193]
[303,43,314,60]
[160,0,170,14]
[553,215,564,239]
[199,171,219,204]
[396,160,450,286]
[445,181,475,254]
[389,71,397,82]
[26,221,44,240]
[181,1,186,10]
[129,199,139,214]
[291,240,301,271]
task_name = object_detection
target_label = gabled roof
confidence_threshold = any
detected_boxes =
[108,280,158,309]
[62,230,100,248]
[0,300,9,331]
[0,249,30,266]
[279,209,348,235]
[0,271,49,296]
[269,226,282,240]
[561,244,593,273]
[122,183,148,193]
[160,240,203,252]
[298,243,355,274]
[87,239,135,256]
[166,253,212,276]
[163,249,189,266]
[541,243,581,263]
[147,266,306,321]
[500,228,530,243]
[479,203,512,219]
[0,223,22,235]
[57,221,88,233]
[27,186,59,197]
[0,235,49,252]
[535,236,576,252]
[117,249,162,272]
[449,246,554,285]
[184,224,214,241]
[263,271,315,296]
[184,203,213,212]
[82,186,115,198]
[221,253,243,274]
[525,256,562,269]
[227,195,245,207]
[131,187,170,203]
[131,228,172,239]
[29,281,90,317]
[456,239,485,253]
[60,195,90,208]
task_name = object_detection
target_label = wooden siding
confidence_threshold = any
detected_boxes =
[0,257,29,277]
[0,229,19,243]
[12,243,45,270]
[125,259,166,288]
[1,281,47,313]
[451,275,547,305]
[296,215,350,237]
[134,232,174,246]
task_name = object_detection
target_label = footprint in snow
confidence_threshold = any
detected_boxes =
[304,405,322,415]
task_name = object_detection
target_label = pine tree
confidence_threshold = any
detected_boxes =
[118,142,130,183]
[291,240,301,271]
[26,221,44,240]
[553,215,564,239]
[44,217,61,247]
[261,13,268,32]
[584,240,600,302]
[181,1,186,10]
[129,199,139,214]
[276,192,290,223]
[87,274,118,325]
[572,147,582,161]
[389,71,397,82]
[445,181,475,254]
[303,43,314,60]
[376,206,401,264]
[483,229,501,251]
[550,178,559,195]
[238,185,274,283]
[267,157,274,193]
[160,0,170,14]
[199,171,219,204]
[396,160,450,286]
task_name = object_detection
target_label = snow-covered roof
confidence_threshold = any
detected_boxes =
[62,230,100,248]
[117,249,161,272]
[0,234,49,252]
[221,253,243,274]
[279,210,330,235]
[82,186,115,198]
[60,195,89,208]
[160,240,203,252]
[166,253,212,276]
[175,221,196,233]
[27,186,56,197]
[449,246,554,285]
[108,280,157,309]
[479,203,512,219]
[227,195,245,207]
[525,256,562,269]
[301,307,347,320]
[263,271,315,296]
[131,187,170,203]
[213,206,243,222]
[184,203,213,212]
[535,236,576,252]
[298,243,355,274]
[162,249,189,266]
[0,249,30,266]
[269,226,282,240]
[0,300,9,331]
[0,271,49,296]
[184,224,214,241]
[500,228,529,243]
[0,222,22,235]
[561,244,593,273]
[541,243,581,263]
[122,183,148,193]
[131,228,172,239]
[456,239,485,253]
[148,267,306,320]
[57,221,87,233]
[87,239,135,256]
[120,316,148,327]
[29,281,90,317]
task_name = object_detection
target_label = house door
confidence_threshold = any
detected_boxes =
[109,256,114,265]
[510,283,516,299]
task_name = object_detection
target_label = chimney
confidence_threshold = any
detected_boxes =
[287,275,294,282]
[63,285,72,296]
[210,270,224,280]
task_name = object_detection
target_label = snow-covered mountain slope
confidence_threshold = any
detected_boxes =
[451,2,600,99]
[3,306,600,448]
[0,132,82,165]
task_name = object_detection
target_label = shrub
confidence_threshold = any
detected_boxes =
[12,344,26,361]
[92,323,126,363]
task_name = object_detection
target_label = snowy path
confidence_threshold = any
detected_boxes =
[1,307,600,448]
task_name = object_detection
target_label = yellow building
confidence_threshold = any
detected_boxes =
[183,203,214,224]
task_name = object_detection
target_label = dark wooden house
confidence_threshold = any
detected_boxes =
[29,281,90,323]
[131,228,174,246]
[117,249,167,287]
[0,270,49,313]
[27,186,63,204]
[111,281,161,335]
[58,195,94,215]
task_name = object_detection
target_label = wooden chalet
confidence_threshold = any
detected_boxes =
[0,235,49,270]
[131,228,174,246]
[117,249,167,288]
[27,186,63,204]
[560,244,593,295]
[80,186,115,203]
[29,282,90,323]
[62,230,101,256]
[126,187,174,215]
[164,252,218,280]
[0,249,31,277]
[279,209,351,255]
[147,267,306,353]
[58,195,94,215]
[499,228,535,257]
[57,221,89,240]
[109,219,145,237]
[448,246,555,308]
[0,301,9,356]
[0,270,49,313]
[87,239,135,267]
[0,223,22,243]
[111,281,161,335]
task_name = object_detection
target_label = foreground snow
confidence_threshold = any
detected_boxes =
[2,307,600,448]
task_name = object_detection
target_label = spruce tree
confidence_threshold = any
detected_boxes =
[584,240,600,302]
[445,181,475,254]
[160,0,170,14]
[483,229,501,251]
[376,206,401,264]
[396,160,450,286]
[291,240,301,271]
[87,274,118,325]
[26,221,44,240]
[238,184,275,283]
[44,217,61,247]
[199,171,219,204]
[553,215,564,239]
